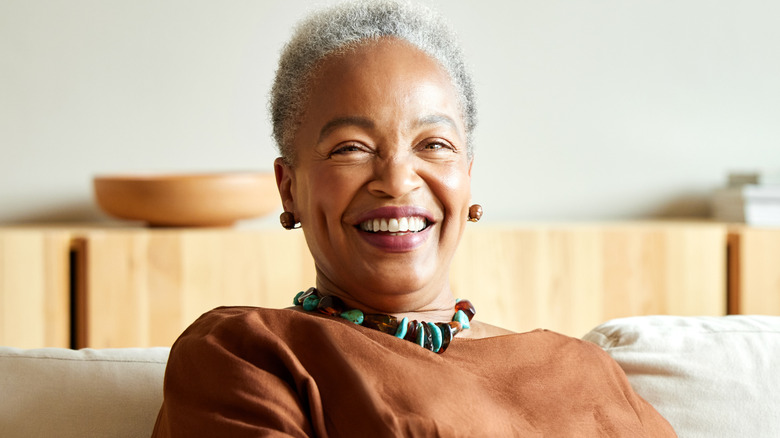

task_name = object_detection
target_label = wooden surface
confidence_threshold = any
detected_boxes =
[731,227,780,315]
[0,222,735,348]
[0,229,72,348]
[451,223,728,337]
[80,228,315,348]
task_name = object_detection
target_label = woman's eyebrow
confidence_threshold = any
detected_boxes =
[414,114,458,130]
[318,116,374,142]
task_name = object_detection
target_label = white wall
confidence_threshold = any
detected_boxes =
[2,0,778,223]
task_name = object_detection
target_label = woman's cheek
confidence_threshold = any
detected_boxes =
[438,164,471,199]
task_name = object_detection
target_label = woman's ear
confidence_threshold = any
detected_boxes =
[274,157,296,214]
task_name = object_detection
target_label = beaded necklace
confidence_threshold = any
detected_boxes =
[293,287,475,354]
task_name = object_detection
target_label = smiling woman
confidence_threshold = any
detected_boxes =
[152,1,676,437]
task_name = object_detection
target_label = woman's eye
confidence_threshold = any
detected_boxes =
[329,144,364,156]
[422,141,454,152]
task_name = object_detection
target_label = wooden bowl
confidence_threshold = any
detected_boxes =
[93,172,279,227]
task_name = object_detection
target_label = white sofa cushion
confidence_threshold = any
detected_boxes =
[584,315,780,438]
[0,346,169,438]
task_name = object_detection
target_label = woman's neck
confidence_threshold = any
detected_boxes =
[314,278,458,324]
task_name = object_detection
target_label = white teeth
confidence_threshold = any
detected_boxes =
[398,217,409,232]
[388,218,399,232]
[359,216,427,233]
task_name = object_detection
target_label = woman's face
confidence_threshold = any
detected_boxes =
[275,38,472,312]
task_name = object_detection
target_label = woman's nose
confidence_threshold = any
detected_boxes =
[366,155,422,198]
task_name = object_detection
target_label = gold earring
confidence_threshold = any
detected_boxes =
[280,211,300,230]
[467,204,483,222]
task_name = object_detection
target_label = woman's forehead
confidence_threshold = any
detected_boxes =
[301,39,465,128]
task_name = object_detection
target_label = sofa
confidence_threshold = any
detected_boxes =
[2,315,779,438]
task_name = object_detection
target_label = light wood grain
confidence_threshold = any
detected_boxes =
[0,229,71,348]
[733,227,780,315]
[451,223,728,337]
[81,228,315,348]
[1,222,733,348]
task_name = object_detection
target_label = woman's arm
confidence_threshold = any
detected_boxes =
[152,308,319,438]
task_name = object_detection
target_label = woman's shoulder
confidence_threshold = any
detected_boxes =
[459,320,515,338]
[183,305,289,330]
[457,323,618,369]
[464,321,595,348]
[172,306,326,351]
[188,305,314,327]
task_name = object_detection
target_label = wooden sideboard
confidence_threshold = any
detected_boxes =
[1,222,776,348]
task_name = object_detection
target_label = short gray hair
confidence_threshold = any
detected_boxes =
[270,0,477,164]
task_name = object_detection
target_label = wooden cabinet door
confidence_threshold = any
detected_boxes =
[78,228,315,348]
[729,227,780,315]
[0,229,72,348]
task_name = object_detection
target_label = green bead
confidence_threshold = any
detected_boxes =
[302,295,320,311]
[293,291,305,306]
[415,322,425,347]
[453,310,470,330]
[395,317,409,339]
[427,322,442,353]
[340,309,364,325]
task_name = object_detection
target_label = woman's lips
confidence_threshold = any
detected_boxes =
[357,224,432,252]
[352,206,435,253]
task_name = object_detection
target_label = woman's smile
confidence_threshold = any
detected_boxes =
[352,206,435,252]
[358,217,428,234]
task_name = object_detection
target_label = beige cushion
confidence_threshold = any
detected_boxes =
[584,315,780,438]
[0,346,169,438]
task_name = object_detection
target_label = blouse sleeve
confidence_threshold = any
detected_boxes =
[152,309,319,438]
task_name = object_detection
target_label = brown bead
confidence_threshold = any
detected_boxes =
[449,321,463,337]
[454,299,476,321]
[363,313,399,334]
[421,323,433,351]
[404,320,419,342]
[467,204,483,222]
[437,322,454,353]
[316,295,343,316]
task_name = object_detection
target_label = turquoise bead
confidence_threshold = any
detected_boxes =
[340,309,364,325]
[427,322,442,353]
[293,291,305,306]
[453,310,470,330]
[415,322,425,347]
[302,295,320,311]
[395,317,409,338]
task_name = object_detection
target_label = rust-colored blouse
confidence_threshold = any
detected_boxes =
[153,307,675,437]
